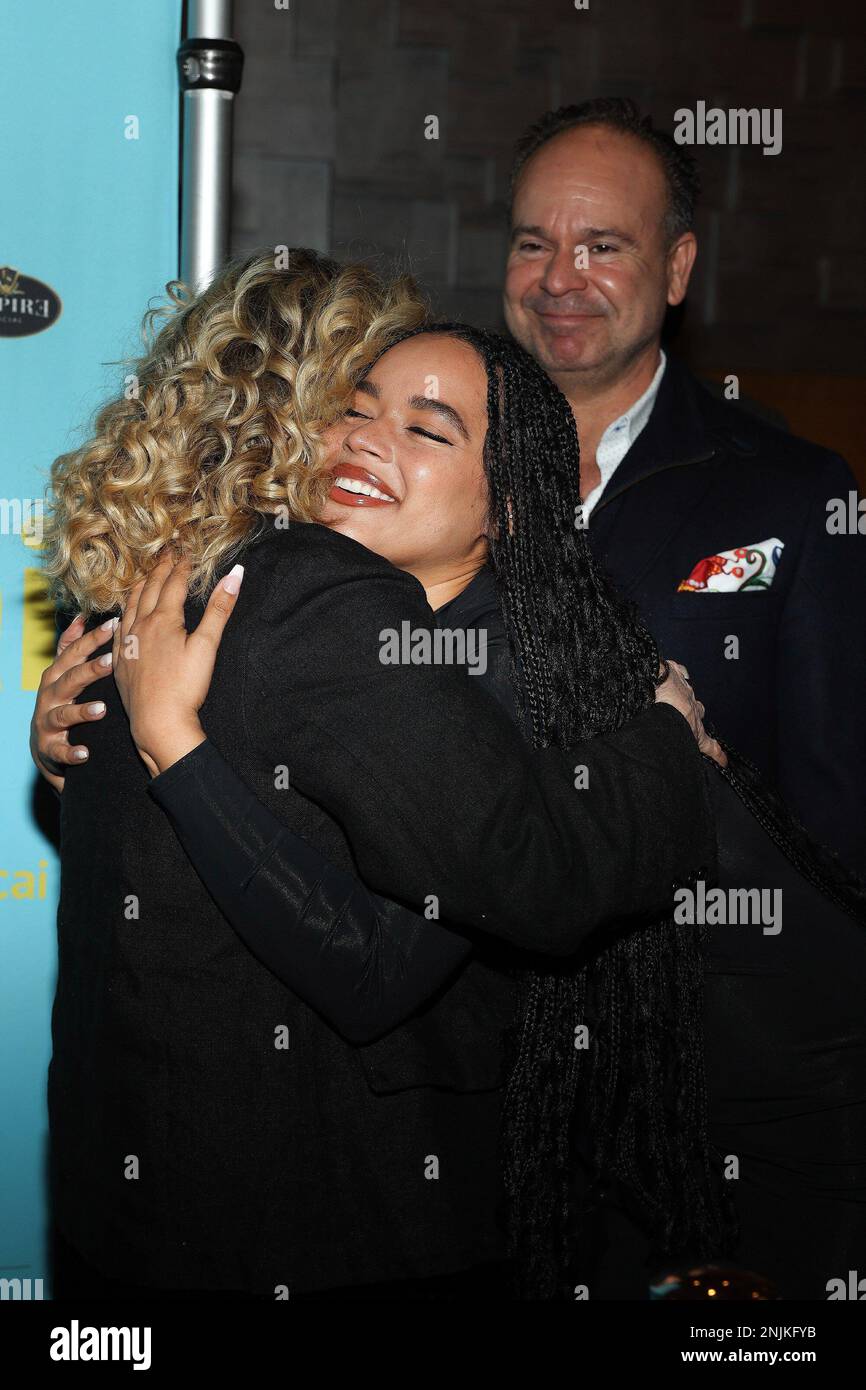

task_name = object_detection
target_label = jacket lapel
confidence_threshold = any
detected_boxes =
[587,356,723,594]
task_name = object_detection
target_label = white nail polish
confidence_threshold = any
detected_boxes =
[222,563,245,595]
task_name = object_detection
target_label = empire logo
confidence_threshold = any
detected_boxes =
[0,264,62,337]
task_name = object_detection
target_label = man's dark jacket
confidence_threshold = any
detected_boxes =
[51,522,714,1295]
[587,354,866,874]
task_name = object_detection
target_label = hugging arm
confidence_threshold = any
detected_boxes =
[148,737,471,1042]
[35,528,717,1037]
[244,533,717,955]
[149,693,713,1041]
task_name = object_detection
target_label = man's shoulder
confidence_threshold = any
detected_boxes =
[673,358,854,490]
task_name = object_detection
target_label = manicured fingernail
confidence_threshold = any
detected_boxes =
[98,652,113,667]
[72,747,89,761]
[221,563,244,595]
[86,702,106,715]
[99,617,115,631]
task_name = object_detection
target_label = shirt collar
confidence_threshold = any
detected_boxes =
[583,348,667,518]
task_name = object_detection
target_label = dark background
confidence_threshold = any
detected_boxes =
[228,0,865,477]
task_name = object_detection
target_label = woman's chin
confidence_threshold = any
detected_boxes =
[322,497,382,526]
[319,509,406,568]
[318,506,375,545]
[318,499,357,528]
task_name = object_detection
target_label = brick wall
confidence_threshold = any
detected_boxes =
[230,0,865,375]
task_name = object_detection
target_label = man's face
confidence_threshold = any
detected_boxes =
[503,125,695,390]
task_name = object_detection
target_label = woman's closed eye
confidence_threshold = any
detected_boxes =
[344,405,452,445]
[408,425,451,445]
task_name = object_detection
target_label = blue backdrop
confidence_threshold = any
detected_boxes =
[0,0,180,1297]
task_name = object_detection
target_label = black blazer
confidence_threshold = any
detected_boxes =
[587,355,866,875]
[51,521,714,1295]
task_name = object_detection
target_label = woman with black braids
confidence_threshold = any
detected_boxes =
[37,288,866,1299]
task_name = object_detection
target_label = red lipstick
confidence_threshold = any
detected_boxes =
[328,462,398,508]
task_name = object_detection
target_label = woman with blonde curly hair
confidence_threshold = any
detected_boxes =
[34,249,720,1301]
[43,246,425,618]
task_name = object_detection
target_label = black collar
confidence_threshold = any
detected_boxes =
[591,354,759,517]
[434,565,501,633]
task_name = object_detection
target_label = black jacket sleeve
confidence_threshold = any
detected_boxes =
[243,527,717,955]
[148,736,472,1043]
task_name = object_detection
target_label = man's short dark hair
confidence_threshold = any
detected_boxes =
[510,97,700,245]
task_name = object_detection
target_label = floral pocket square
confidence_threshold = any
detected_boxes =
[677,538,784,592]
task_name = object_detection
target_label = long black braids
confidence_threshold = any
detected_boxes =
[478,325,736,1296]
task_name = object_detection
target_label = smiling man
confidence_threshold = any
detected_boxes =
[503,97,866,875]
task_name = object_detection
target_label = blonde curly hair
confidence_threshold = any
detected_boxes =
[43,247,428,616]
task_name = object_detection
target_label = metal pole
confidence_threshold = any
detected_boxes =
[177,0,244,293]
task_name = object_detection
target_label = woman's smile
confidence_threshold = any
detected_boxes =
[328,461,398,507]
